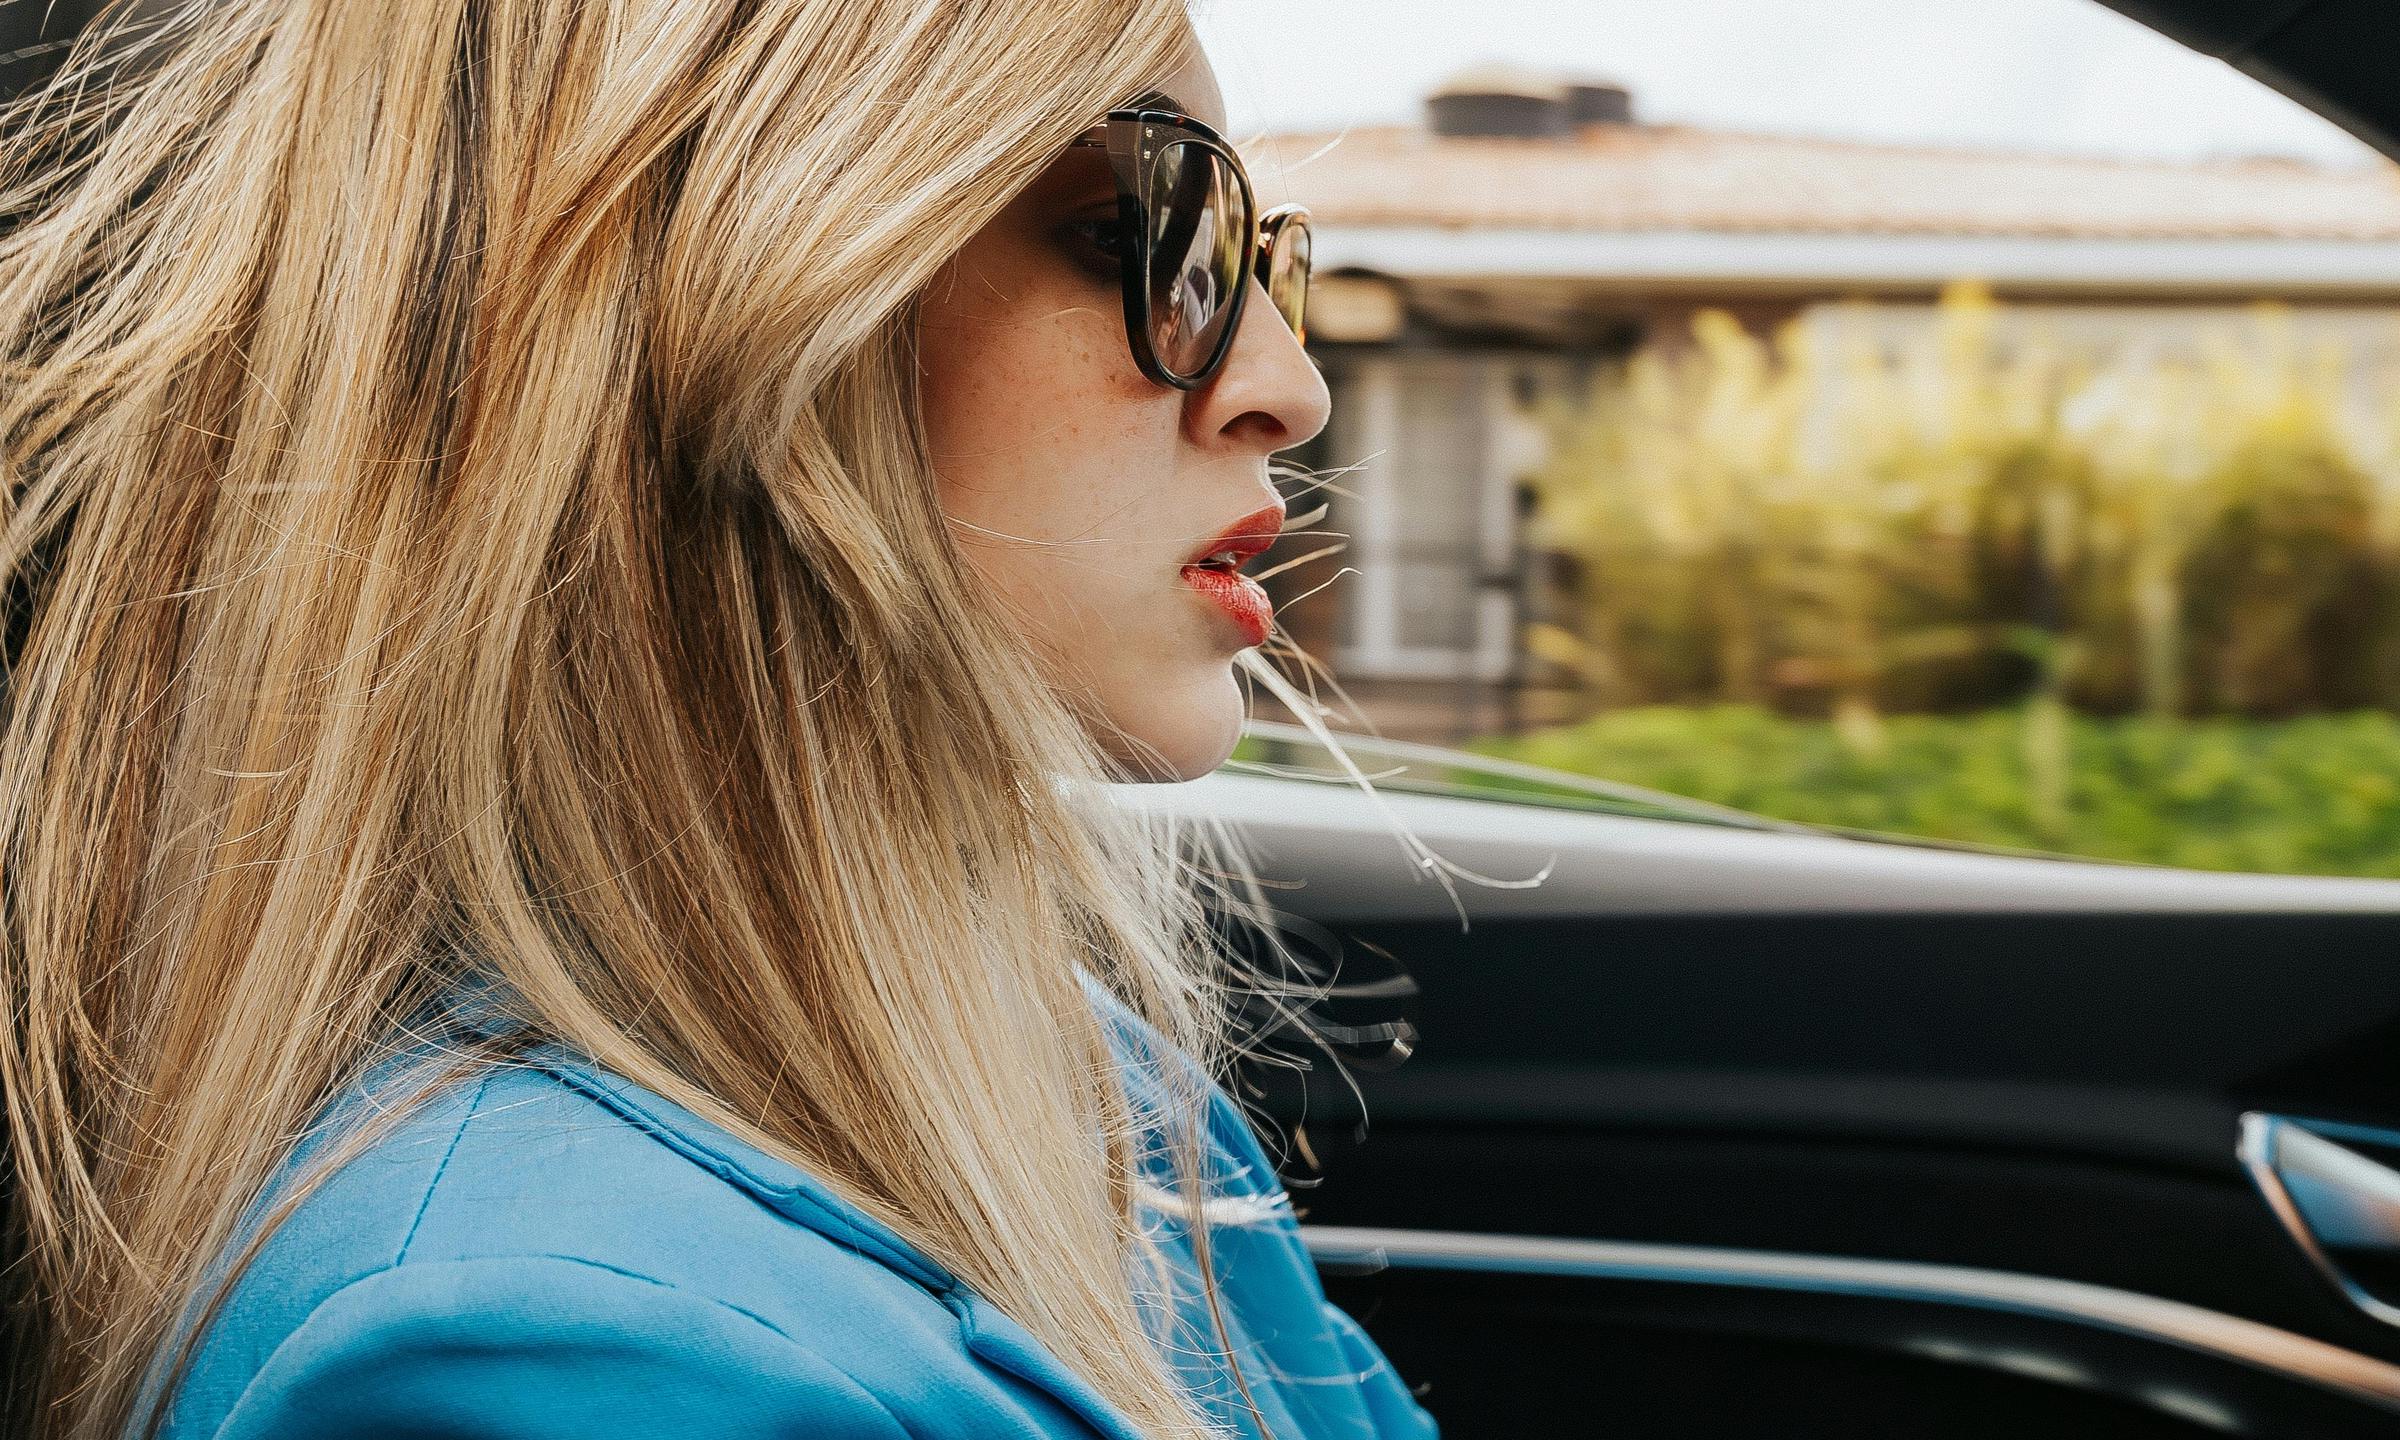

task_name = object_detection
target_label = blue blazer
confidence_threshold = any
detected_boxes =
[152,988,1438,1439]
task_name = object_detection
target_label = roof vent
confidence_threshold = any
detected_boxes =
[1563,74,1635,127]
[1426,62,1568,140]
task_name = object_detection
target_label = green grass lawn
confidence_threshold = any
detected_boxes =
[1462,705,2400,878]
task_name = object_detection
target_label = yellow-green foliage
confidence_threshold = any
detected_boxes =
[1524,284,2400,723]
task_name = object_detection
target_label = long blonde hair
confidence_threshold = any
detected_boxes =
[0,1,1279,1434]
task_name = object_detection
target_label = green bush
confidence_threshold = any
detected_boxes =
[1469,705,2400,877]
[1522,285,2400,720]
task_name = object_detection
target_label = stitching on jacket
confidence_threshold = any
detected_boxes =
[394,1070,495,1266]
[213,1254,929,1440]
[519,1253,801,1346]
[471,1255,932,1440]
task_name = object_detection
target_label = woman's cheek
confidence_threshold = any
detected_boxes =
[920,252,1238,776]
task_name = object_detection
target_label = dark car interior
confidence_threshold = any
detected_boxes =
[1250,896,2400,1437]
[9,1,2400,1436]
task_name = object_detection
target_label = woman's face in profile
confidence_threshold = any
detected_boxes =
[916,34,1332,782]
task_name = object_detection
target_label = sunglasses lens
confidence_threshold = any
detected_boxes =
[1263,215,1310,346]
[1144,140,1246,380]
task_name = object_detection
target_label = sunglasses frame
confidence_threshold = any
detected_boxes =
[1068,107,1311,391]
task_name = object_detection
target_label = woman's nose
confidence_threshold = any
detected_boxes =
[1184,274,1333,455]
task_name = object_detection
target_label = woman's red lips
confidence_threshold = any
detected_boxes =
[1181,564,1274,648]
[1181,503,1284,648]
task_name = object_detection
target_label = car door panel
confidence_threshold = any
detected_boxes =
[1173,769,2400,1435]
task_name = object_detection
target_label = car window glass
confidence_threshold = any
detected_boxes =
[1205,0,2400,879]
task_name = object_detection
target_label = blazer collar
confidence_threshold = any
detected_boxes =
[430,970,1175,1440]
[525,1046,958,1291]
[429,967,954,1286]
[524,1045,1154,1440]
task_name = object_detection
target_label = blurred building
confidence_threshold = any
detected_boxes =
[1250,63,2400,740]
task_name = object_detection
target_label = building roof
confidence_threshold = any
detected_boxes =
[1242,123,2400,243]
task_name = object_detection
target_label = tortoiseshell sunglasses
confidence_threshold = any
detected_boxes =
[1067,107,1311,391]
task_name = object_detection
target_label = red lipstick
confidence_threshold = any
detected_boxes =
[1181,503,1284,649]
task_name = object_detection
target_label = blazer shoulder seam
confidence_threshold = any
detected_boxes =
[393,1069,498,1266]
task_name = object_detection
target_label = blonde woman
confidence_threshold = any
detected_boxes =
[0,1,1434,1437]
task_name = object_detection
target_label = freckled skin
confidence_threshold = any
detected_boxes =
[915,27,1332,782]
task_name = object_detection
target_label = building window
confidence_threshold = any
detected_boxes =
[1329,353,1533,682]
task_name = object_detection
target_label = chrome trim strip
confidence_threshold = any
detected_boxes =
[2238,1112,2400,1331]
[1301,1222,2400,1412]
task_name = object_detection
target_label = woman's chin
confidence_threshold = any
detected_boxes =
[1097,666,1246,783]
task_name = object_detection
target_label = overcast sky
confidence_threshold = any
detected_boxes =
[1192,0,2381,168]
